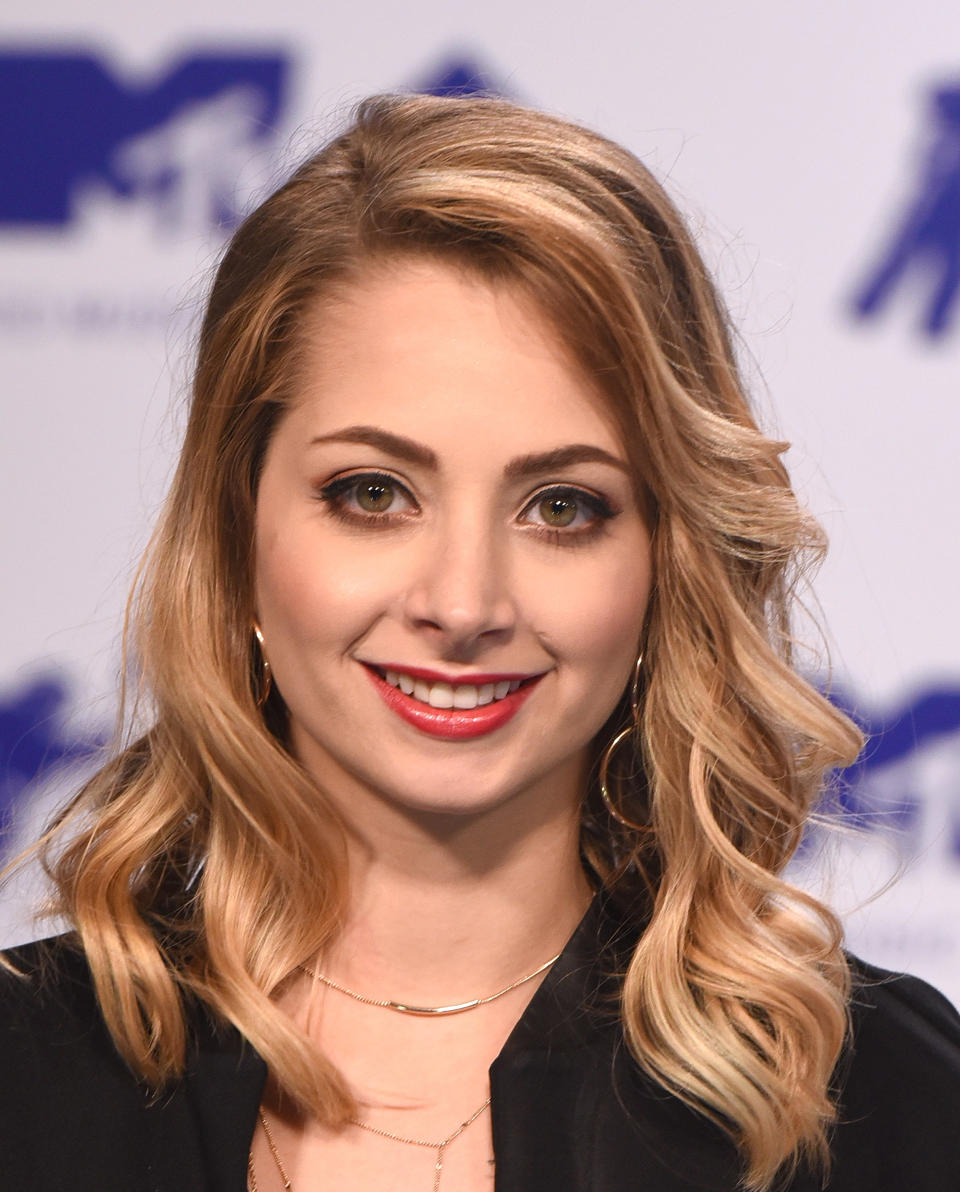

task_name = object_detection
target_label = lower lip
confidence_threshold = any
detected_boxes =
[363,667,542,740]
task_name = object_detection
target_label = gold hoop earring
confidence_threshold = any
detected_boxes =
[252,622,273,709]
[599,653,647,831]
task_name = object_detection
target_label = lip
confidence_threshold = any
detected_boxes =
[361,663,546,740]
[362,662,538,685]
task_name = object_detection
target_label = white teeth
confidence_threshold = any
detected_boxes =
[379,668,527,709]
[427,682,455,709]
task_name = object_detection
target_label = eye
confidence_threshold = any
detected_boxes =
[317,471,418,522]
[355,476,400,512]
[534,494,580,527]
[519,486,616,538]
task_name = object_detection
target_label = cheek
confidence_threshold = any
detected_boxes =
[523,546,652,697]
[562,582,646,656]
[254,526,403,655]
[568,544,651,646]
[255,532,329,643]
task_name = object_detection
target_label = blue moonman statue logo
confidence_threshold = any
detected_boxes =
[853,83,960,337]
[416,57,500,98]
[811,682,960,862]
[0,50,289,231]
[0,676,104,852]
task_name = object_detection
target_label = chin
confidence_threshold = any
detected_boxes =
[375,780,518,820]
[291,720,575,825]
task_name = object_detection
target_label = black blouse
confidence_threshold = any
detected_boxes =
[2,892,960,1190]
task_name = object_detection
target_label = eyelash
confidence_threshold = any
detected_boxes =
[316,471,618,545]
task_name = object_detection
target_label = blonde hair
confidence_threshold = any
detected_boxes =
[27,94,861,1189]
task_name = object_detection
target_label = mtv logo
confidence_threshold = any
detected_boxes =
[820,682,960,863]
[852,83,960,338]
[0,675,104,849]
[0,50,290,233]
[416,57,502,98]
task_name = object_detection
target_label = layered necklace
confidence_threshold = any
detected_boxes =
[249,1100,492,1192]
[247,950,562,1191]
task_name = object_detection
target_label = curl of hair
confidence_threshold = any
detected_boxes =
[23,94,862,1188]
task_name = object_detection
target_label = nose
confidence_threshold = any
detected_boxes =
[401,510,516,655]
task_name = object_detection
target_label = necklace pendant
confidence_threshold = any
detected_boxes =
[392,998,481,1016]
[304,949,562,1016]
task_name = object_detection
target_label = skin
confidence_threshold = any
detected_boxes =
[251,258,653,1190]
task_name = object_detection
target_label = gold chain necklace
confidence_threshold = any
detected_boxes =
[248,1099,492,1192]
[299,950,561,1016]
[251,952,553,1185]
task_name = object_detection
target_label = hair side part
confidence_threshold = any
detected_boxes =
[26,94,862,1189]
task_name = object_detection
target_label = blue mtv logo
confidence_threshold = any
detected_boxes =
[853,83,960,337]
[416,57,502,98]
[0,50,290,231]
[0,675,104,850]
[812,682,960,860]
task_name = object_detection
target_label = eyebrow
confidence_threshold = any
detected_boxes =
[504,445,630,479]
[309,426,629,478]
[310,426,436,468]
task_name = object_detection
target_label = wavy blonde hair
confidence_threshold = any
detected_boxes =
[24,94,861,1189]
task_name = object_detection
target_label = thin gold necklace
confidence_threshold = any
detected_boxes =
[248,1099,492,1192]
[299,950,561,1016]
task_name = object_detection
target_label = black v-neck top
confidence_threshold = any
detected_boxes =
[2,893,960,1190]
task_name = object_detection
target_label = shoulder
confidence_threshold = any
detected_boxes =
[0,935,265,1191]
[0,933,102,1036]
[0,934,165,1186]
[0,933,138,1098]
[826,954,960,1189]
[842,952,960,1084]
[0,932,240,1075]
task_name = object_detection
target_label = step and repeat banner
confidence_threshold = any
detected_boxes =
[2,4,959,1002]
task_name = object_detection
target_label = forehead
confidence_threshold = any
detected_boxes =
[282,258,626,459]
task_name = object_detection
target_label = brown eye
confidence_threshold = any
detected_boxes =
[538,495,578,527]
[356,479,395,512]
[318,471,418,523]
[518,486,617,542]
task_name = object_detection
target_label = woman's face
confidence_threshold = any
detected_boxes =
[254,258,653,822]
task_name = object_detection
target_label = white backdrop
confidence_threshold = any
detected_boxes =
[2,3,959,1003]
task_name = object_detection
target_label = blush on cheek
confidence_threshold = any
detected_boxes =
[256,540,399,672]
[572,580,650,703]
[564,567,650,650]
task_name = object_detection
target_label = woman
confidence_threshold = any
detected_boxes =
[2,93,959,1192]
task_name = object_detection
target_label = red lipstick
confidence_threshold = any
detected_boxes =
[368,663,535,685]
[362,664,544,740]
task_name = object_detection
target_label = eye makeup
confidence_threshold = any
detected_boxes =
[315,471,619,545]
[316,470,419,528]
[518,485,618,547]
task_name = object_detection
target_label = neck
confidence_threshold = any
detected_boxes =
[320,774,595,1004]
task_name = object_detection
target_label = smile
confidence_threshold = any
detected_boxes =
[361,663,546,740]
[383,669,522,708]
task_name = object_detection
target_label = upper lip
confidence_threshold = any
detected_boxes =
[360,661,547,685]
